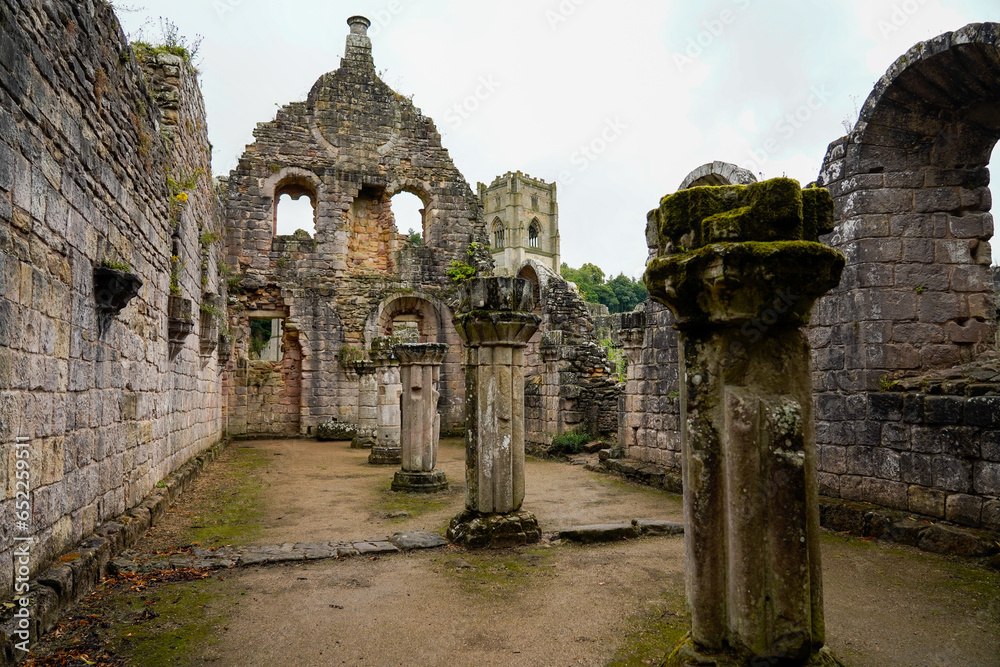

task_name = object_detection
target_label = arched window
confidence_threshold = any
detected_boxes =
[528,220,540,249]
[391,191,425,246]
[274,180,317,237]
[493,219,505,249]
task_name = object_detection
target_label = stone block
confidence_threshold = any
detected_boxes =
[966,397,1000,427]
[900,452,935,486]
[932,456,972,493]
[923,396,964,424]
[945,494,983,527]
[908,485,945,518]
[918,524,993,557]
[973,461,1000,496]
[982,500,1000,531]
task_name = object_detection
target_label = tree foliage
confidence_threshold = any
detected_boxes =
[560,262,647,313]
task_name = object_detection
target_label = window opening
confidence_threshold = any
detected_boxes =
[249,318,283,362]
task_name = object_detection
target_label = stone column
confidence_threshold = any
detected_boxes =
[447,278,541,548]
[369,336,402,465]
[391,343,448,492]
[351,360,377,449]
[643,178,845,665]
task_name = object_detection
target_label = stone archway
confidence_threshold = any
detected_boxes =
[678,161,757,191]
[516,263,544,373]
[816,22,1000,377]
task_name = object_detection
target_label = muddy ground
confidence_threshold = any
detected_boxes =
[23,439,1000,667]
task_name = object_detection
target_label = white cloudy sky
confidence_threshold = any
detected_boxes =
[116,0,1000,277]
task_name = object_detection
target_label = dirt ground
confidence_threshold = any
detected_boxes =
[24,439,1000,667]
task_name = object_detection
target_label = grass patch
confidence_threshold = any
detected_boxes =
[171,446,272,548]
[25,571,229,666]
[607,588,690,666]
[440,547,556,599]
[373,484,457,524]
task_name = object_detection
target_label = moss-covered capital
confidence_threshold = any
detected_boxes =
[643,178,844,328]
[650,178,835,252]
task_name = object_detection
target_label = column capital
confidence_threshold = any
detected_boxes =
[352,359,377,375]
[394,342,448,366]
[643,178,844,329]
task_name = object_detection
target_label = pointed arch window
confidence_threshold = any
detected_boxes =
[528,220,540,248]
[493,219,506,249]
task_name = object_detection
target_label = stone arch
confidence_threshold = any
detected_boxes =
[263,167,322,237]
[370,293,444,344]
[678,161,758,191]
[816,22,999,375]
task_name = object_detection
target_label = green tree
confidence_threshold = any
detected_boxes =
[560,263,646,314]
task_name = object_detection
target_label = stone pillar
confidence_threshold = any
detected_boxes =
[391,343,449,492]
[369,336,402,465]
[447,278,541,548]
[643,178,845,665]
[351,360,377,449]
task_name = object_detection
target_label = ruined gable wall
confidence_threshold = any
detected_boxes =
[222,23,485,435]
[0,0,224,597]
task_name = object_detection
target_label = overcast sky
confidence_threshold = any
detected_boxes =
[116,0,1000,277]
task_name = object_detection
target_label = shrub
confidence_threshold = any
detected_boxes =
[549,431,591,456]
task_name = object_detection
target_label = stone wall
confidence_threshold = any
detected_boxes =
[816,359,1000,531]
[613,303,682,467]
[517,261,619,446]
[0,0,225,598]
[221,17,484,436]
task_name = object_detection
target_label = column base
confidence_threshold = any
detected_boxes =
[351,433,376,449]
[368,446,401,465]
[446,509,541,549]
[391,470,448,493]
[665,635,845,667]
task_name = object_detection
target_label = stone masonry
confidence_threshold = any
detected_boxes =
[0,0,225,598]
[221,16,488,438]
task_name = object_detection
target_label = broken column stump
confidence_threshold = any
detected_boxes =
[351,360,378,449]
[448,278,542,548]
[391,343,449,493]
[369,336,403,465]
[643,178,846,666]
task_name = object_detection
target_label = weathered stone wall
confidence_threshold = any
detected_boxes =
[806,24,1000,528]
[0,0,224,597]
[612,303,682,467]
[221,18,484,435]
[816,359,1000,531]
[521,261,619,446]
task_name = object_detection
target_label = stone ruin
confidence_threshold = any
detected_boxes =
[1,1,999,661]
[645,178,842,664]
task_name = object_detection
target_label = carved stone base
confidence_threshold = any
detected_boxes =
[391,470,448,493]
[368,446,401,465]
[664,635,846,667]
[350,431,376,449]
[446,510,541,549]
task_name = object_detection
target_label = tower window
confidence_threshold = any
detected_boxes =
[529,221,540,249]
[495,196,501,210]
[531,195,539,210]
[493,220,505,249]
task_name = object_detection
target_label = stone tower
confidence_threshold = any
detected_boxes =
[478,171,560,276]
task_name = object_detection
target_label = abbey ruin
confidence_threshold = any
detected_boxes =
[1,2,999,664]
